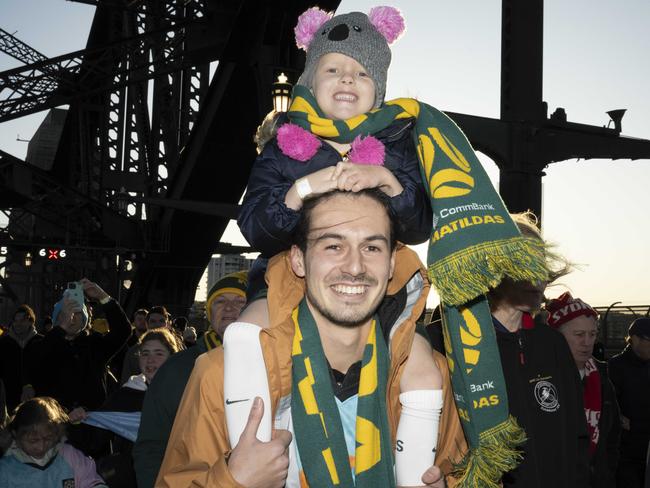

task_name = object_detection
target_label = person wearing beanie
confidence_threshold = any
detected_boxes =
[51,296,90,335]
[546,292,621,488]
[546,292,600,370]
[30,279,131,459]
[205,270,248,339]
[238,5,431,304]
[608,317,650,488]
[132,270,248,488]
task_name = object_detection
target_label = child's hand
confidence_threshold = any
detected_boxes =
[308,166,338,194]
[333,162,404,197]
[284,167,338,210]
[68,407,88,423]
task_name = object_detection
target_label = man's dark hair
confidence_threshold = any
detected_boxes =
[134,308,148,319]
[293,188,397,253]
[146,306,169,322]
[173,316,188,331]
[13,304,36,324]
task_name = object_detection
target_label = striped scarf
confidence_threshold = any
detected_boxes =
[291,299,395,488]
[287,86,549,486]
[202,329,221,350]
[583,358,602,456]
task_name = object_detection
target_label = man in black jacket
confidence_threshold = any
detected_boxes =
[0,304,42,412]
[546,292,621,488]
[31,278,131,458]
[109,308,148,381]
[33,279,131,411]
[609,318,650,488]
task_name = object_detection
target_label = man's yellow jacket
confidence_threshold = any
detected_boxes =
[157,245,467,487]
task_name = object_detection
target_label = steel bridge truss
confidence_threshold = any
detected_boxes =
[0,0,218,218]
[0,0,236,310]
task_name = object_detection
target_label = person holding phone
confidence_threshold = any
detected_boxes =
[30,279,131,458]
[54,282,90,340]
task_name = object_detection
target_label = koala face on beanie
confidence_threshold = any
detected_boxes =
[318,12,377,42]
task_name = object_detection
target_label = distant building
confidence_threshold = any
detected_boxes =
[206,254,253,291]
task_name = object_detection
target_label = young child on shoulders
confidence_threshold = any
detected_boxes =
[237,6,440,397]
[0,397,107,488]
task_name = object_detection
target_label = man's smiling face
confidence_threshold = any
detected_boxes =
[291,192,395,329]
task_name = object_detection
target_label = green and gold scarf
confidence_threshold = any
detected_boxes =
[287,86,547,486]
[291,299,395,488]
[202,329,221,350]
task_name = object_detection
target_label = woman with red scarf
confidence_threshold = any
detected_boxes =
[546,292,621,488]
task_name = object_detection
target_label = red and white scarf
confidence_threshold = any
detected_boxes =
[582,358,602,455]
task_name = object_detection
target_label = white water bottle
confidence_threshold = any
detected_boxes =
[223,322,272,446]
[395,389,444,487]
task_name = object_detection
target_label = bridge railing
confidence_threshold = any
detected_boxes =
[594,302,650,358]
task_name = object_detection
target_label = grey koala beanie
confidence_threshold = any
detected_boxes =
[297,11,393,108]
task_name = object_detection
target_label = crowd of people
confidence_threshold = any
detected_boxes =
[0,270,249,487]
[1,4,649,488]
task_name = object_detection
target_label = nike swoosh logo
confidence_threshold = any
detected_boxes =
[225,398,250,405]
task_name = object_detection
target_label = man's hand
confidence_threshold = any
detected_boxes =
[398,465,446,488]
[57,296,81,329]
[80,278,109,302]
[227,397,292,488]
[421,465,446,487]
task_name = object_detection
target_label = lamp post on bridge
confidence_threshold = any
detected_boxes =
[272,73,292,113]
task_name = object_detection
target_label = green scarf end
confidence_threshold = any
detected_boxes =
[451,416,526,488]
[428,237,548,306]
